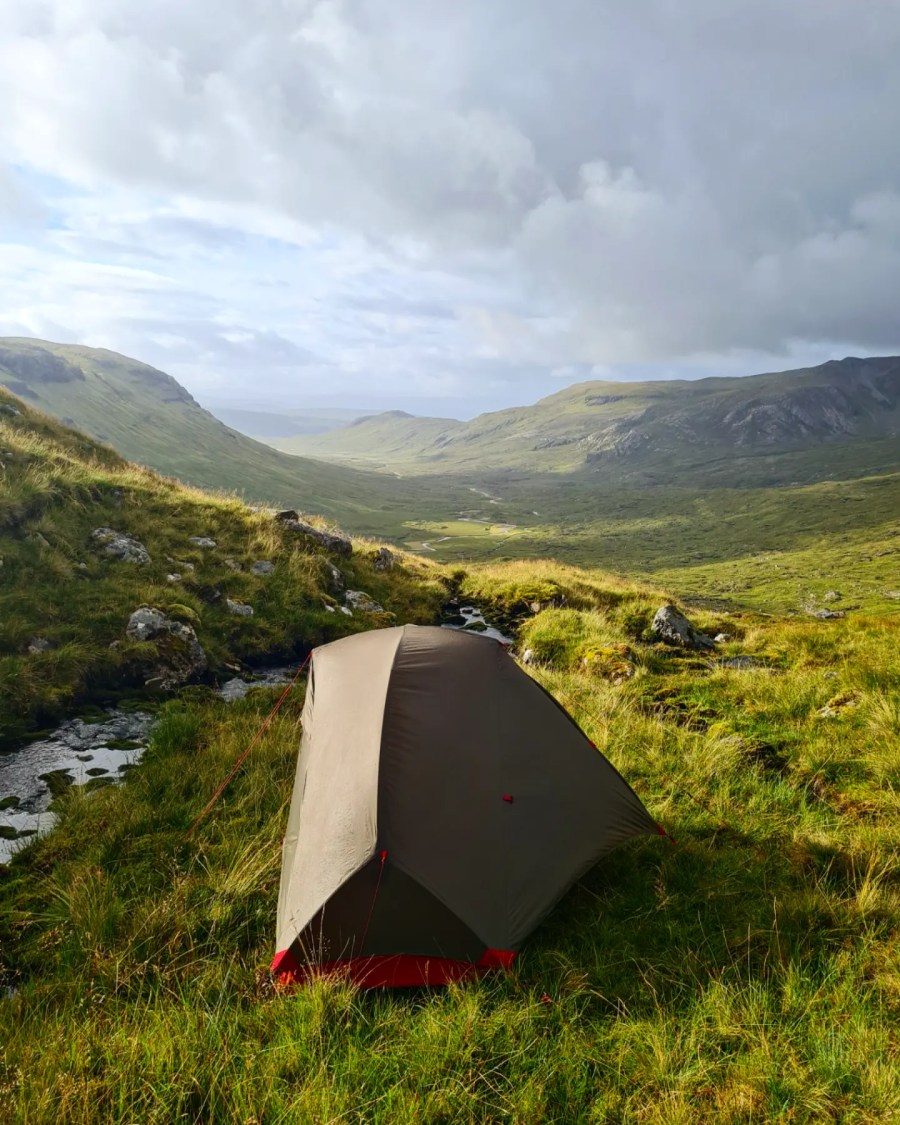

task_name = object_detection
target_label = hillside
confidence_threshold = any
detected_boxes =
[2,401,899,1116]
[0,338,452,534]
[0,385,447,742]
[281,355,900,487]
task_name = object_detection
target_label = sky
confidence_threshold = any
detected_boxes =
[1,1,899,417]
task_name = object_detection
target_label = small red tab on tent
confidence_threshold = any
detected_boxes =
[540,992,553,1005]
[478,948,516,969]
[656,823,677,845]
[502,794,514,803]
[380,849,388,861]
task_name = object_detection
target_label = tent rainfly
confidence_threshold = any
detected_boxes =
[273,624,658,987]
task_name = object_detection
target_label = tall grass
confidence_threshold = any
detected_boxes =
[2,606,898,1122]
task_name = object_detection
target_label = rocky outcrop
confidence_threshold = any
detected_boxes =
[324,561,345,592]
[279,516,352,558]
[344,590,385,614]
[91,528,150,565]
[125,607,208,689]
[651,605,715,651]
[372,547,395,571]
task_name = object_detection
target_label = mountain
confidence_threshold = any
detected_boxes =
[279,356,900,487]
[0,338,448,533]
[210,405,367,439]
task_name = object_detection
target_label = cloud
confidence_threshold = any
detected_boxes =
[0,0,899,409]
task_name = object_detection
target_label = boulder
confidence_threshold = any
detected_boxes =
[651,605,715,651]
[125,607,208,689]
[91,527,150,565]
[226,598,254,617]
[189,536,217,550]
[250,560,275,576]
[372,547,395,572]
[344,590,385,614]
[280,518,353,558]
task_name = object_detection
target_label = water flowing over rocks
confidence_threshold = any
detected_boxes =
[91,527,150,565]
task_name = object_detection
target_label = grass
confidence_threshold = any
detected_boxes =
[2,379,900,1121]
[2,584,899,1121]
[0,387,448,741]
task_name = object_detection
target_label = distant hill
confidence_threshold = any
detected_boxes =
[0,338,447,533]
[278,356,900,487]
[210,405,367,439]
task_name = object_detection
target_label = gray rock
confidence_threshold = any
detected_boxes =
[372,547,395,572]
[521,648,536,665]
[651,604,715,651]
[823,590,842,602]
[223,558,242,572]
[280,518,352,558]
[27,637,53,654]
[0,403,21,416]
[717,655,765,670]
[27,531,51,549]
[344,590,385,614]
[274,509,299,522]
[324,561,345,592]
[323,602,336,613]
[250,560,275,576]
[714,633,733,643]
[339,605,353,616]
[125,607,208,689]
[808,608,845,620]
[91,527,150,565]
[166,573,181,583]
[189,536,217,550]
[226,598,254,617]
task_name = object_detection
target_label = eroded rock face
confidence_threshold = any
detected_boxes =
[91,527,150,565]
[279,517,353,558]
[372,547,395,571]
[125,607,208,689]
[344,590,385,614]
[651,605,715,651]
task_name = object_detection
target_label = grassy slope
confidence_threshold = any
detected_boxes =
[0,387,448,741]
[0,338,463,536]
[2,559,899,1121]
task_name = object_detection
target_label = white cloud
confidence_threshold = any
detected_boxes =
[0,0,898,410]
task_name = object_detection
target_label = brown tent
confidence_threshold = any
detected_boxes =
[272,624,658,987]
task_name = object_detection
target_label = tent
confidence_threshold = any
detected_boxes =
[272,624,657,987]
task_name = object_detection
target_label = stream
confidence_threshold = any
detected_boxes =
[1,610,511,864]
